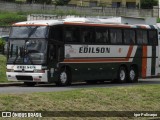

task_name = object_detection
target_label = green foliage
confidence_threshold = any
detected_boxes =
[55,0,71,6]
[1,0,15,2]
[0,38,5,47]
[0,55,7,82]
[26,0,52,4]
[36,0,52,4]
[141,0,158,9]
[157,18,160,23]
[0,12,26,26]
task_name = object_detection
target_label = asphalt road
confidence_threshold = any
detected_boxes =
[0,79,160,94]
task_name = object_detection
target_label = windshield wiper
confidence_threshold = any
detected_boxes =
[28,26,38,38]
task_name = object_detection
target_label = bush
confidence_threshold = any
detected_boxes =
[55,0,71,6]
[1,0,15,2]
[0,38,5,53]
[0,38,5,47]
[141,0,158,9]
[0,12,27,26]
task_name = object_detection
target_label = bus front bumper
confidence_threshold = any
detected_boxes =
[6,71,48,82]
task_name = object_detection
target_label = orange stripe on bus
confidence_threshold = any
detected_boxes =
[64,22,131,28]
[126,45,133,61]
[142,46,147,78]
[64,46,133,63]
[13,24,48,26]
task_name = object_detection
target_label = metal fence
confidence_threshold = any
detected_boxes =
[0,2,158,18]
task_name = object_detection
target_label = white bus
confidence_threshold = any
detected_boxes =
[6,18,159,86]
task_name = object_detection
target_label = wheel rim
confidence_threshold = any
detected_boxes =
[120,69,125,81]
[60,72,67,84]
[130,69,135,81]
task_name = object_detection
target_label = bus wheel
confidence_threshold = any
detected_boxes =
[24,82,36,87]
[128,66,138,83]
[56,68,71,86]
[117,66,127,83]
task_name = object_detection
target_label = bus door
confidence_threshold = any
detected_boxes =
[48,43,64,82]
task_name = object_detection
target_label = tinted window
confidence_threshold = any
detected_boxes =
[110,29,122,44]
[148,30,157,45]
[81,27,94,43]
[50,26,62,41]
[95,28,109,43]
[65,26,80,43]
[137,30,148,44]
[124,29,135,44]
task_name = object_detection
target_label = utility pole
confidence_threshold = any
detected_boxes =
[139,0,141,9]
[158,0,160,18]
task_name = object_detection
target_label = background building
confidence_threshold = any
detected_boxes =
[69,0,140,8]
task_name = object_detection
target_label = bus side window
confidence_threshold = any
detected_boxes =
[81,27,93,43]
[137,30,148,45]
[50,26,63,41]
[110,29,122,44]
[148,30,158,45]
[124,29,135,44]
[95,28,109,43]
[65,26,80,43]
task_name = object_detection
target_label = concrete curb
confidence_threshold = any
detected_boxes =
[0,82,23,87]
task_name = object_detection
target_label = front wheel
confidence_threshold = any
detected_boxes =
[56,68,71,86]
[128,66,138,83]
[117,66,127,83]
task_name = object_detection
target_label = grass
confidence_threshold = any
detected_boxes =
[0,55,7,82]
[0,85,159,119]
[0,11,27,26]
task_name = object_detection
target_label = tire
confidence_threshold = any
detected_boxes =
[117,66,127,83]
[128,66,138,83]
[56,68,71,86]
[24,82,36,87]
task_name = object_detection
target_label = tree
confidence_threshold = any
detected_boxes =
[141,0,158,9]
[1,0,15,2]
[26,0,52,4]
[0,38,5,54]
[55,0,71,6]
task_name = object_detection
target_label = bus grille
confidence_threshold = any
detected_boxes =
[16,76,33,81]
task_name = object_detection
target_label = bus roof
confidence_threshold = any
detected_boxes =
[12,17,157,29]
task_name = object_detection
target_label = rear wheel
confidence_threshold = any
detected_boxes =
[117,66,127,83]
[24,82,36,87]
[128,66,138,83]
[56,68,71,86]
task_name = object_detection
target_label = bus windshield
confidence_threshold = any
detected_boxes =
[7,39,47,65]
[10,26,48,38]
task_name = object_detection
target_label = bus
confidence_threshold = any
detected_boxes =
[6,17,159,86]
